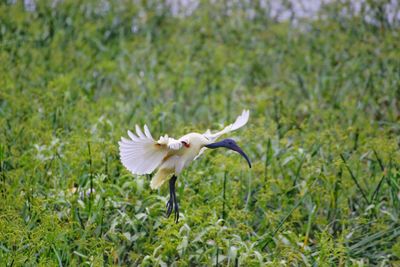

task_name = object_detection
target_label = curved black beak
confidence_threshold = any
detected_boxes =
[230,145,252,168]
[205,139,252,168]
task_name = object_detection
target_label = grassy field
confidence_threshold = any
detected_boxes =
[1,1,399,266]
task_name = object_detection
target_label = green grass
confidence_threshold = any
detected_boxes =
[1,1,399,266]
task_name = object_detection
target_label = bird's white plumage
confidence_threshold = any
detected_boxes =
[203,109,250,142]
[195,109,250,160]
[119,109,250,188]
[118,125,183,175]
[157,134,183,150]
[193,147,207,161]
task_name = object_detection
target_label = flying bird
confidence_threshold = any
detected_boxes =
[119,110,251,223]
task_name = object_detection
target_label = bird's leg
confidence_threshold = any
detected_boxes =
[171,175,179,223]
[166,176,175,218]
[165,175,179,223]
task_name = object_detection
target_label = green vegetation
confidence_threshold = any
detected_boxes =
[1,1,399,265]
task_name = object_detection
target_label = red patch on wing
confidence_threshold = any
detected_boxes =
[181,141,190,148]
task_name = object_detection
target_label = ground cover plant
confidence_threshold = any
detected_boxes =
[0,0,399,265]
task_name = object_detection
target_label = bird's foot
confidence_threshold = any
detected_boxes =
[165,197,179,223]
[166,175,179,223]
[173,199,179,223]
[166,197,174,218]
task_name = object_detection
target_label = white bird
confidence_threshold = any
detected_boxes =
[119,109,251,222]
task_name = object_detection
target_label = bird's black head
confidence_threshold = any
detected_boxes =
[205,138,252,168]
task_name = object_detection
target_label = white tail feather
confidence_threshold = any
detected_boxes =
[150,168,174,189]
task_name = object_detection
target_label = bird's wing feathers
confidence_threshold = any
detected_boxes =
[194,147,207,161]
[203,109,250,142]
[119,125,182,175]
[120,110,250,170]
[195,110,250,161]
[157,134,183,150]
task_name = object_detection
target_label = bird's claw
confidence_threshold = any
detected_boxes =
[165,197,179,223]
[174,202,179,223]
[166,198,173,218]
[166,175,179,223]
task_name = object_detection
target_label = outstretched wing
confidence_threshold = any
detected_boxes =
[194,147,207,161]
[204,109,250,142]
[118,125,182,175]
[195,109,250,160]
